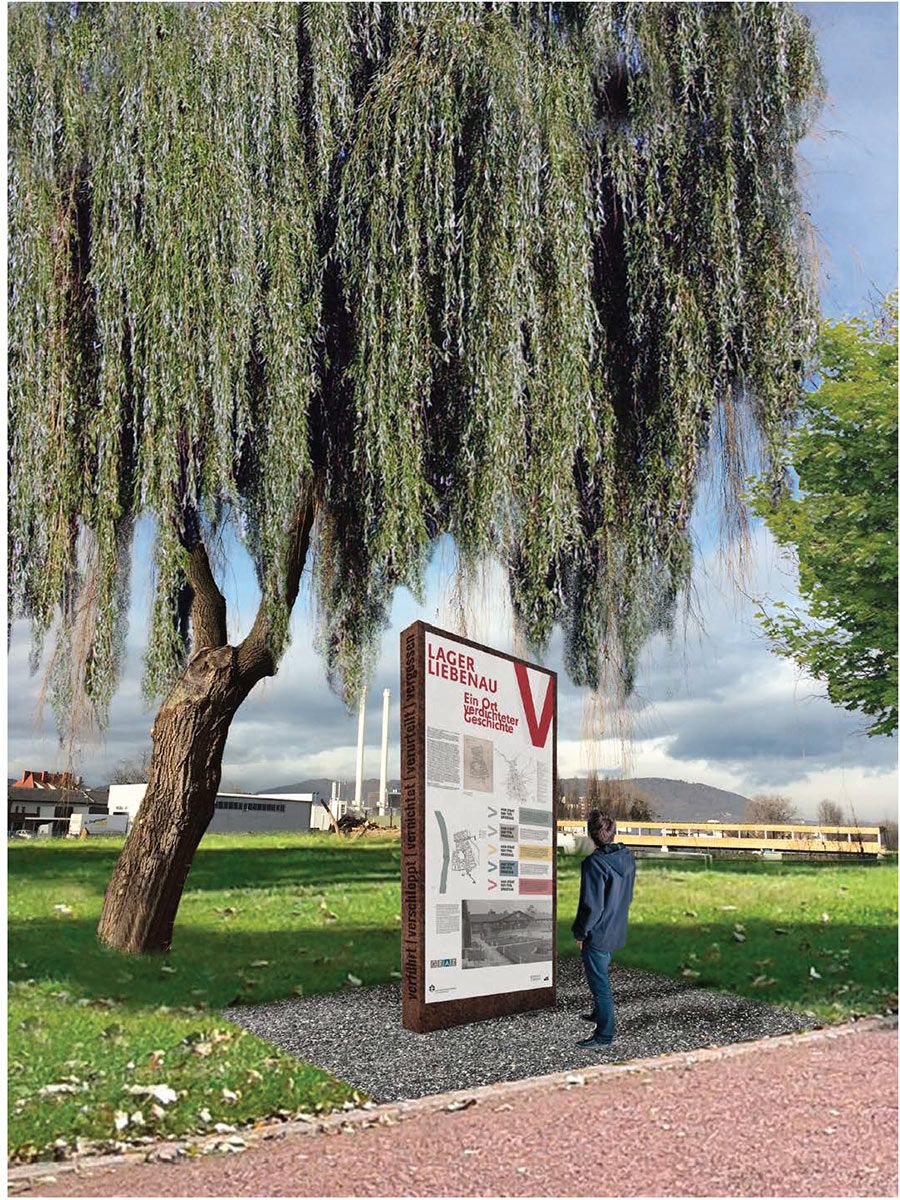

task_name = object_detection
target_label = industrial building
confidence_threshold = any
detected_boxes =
[107,785,331,835]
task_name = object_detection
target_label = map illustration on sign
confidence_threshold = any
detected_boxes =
[463,734,494,792]
[497,749,533,806]
[434,811,483,891]
[451,826,480,883]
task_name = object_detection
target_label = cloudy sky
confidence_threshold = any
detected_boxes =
[7,2,898,821]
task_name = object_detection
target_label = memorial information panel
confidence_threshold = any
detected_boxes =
[401,621,557,1032]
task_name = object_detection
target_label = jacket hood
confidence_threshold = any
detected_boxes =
[595,842,633,876]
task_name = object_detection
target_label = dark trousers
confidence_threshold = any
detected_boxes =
[581,942,614,1042]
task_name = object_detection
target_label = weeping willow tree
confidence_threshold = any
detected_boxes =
[8,2,823,953]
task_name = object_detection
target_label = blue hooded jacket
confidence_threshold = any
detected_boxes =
[571,842,636,951]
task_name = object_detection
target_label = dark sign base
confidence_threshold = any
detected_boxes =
[403,984,556,1034]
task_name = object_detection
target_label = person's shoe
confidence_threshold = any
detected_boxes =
[579,1011,599,1022]
[577,1034,613,1048]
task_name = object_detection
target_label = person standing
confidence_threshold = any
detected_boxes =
[572,810,636,1048]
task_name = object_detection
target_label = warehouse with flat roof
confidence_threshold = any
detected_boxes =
[107,785,331,835]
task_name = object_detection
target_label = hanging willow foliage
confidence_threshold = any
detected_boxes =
[8,2,823,726]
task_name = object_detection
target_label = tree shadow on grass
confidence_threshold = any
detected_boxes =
[8,839,401,896]
[8,916,404,1012]
[8,914,896,1020]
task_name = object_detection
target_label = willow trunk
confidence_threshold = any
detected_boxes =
[96,645,247,953]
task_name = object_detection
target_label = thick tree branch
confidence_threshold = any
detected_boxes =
[184,540,228,653]
[236,482,319,692]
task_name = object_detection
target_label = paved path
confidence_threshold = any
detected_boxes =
[19,1018,897,1197]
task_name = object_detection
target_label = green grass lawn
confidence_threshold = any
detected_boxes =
[8,834,897,1162]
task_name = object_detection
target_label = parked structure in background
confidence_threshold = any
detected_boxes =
[558,818,885,858]
[69,811,130,838]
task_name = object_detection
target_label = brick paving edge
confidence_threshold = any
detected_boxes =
[8,1013,897,1189]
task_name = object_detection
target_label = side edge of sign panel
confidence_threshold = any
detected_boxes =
[422,627,556,1007]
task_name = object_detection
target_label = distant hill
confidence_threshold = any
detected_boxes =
[262,774,746,821]
[561,777,748,822]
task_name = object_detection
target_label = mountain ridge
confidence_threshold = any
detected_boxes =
[261,776,748,820]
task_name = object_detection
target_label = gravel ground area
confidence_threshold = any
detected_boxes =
[224,957,819,1102]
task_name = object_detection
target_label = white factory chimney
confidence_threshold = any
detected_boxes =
[379,688,390,815]
[354,686,367,810]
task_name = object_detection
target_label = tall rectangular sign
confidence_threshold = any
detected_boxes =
[401,621,557,1032]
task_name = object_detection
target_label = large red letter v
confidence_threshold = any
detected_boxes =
[514,664,554,748]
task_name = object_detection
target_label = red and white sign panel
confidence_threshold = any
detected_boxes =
[419,628,556,1004]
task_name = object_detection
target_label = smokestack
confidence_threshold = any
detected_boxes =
[379,689,390,815]
[354,686,367,810]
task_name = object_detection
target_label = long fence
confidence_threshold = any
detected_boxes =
[557,819,885,856]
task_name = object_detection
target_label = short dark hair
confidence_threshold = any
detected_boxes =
[587,810,616,847]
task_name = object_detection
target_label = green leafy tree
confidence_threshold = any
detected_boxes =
[750,302,898,737]
[8,3,822,952]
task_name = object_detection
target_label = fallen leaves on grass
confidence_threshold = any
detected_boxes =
[124,1084,178,1105]
[750,975,777,989]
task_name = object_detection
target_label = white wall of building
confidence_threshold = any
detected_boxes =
[109,784,323,836]
[209,793,315,834]
[108,784,147,823]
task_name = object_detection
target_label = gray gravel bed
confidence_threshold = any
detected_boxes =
[224,958,819,1103]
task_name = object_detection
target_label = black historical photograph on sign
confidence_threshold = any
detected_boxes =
[460,900,553,970]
